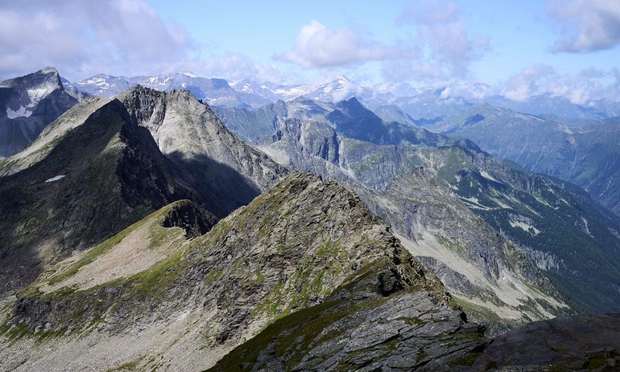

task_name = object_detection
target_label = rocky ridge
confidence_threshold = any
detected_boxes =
[252,116,569,333]
[0,172,486,371]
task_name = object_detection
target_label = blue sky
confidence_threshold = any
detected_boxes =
[1,0,619,102]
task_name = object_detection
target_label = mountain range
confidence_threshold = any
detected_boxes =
[1,68,620,371]
[67,71,620,121]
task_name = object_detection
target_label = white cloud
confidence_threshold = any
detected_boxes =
[495,65,619,104]
[548,0,620,53]
[498,65,555,102]
[274,20,419,68]
[0,0,195,81]
[394,0,489,80]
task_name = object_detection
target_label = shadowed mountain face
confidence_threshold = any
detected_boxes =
[0,86,287,297]
[0,67,86,160]
[0,98,210,296]
[117,86,288,217]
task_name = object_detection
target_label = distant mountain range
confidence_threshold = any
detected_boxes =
[66,72,620,120]
[431,104,620,216]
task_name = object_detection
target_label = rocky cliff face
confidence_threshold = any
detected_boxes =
[0,67,85,160]
[0,173,486,371]
[117,85,288,217]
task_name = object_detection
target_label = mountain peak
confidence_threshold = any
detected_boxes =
[0,66,62,90]
[335,96,375,119]
[40,66,59,75]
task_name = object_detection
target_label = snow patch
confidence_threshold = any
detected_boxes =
[7,106,32,119]
[509,220,540,235]
[479,170,502,183]
[6,87,54,118]
[45,175,65,183]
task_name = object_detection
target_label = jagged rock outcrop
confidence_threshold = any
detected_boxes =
[161,199,211,238]
[117,85,288,218]
[0,172,486,371]
[0,67,85,160]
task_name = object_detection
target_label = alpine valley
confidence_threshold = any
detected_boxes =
[0,68,619,371]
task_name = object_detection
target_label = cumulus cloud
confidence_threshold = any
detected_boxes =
[547,0,620,53]
[394,0,489,80]
[0,0,195,81]
[274,20,420,68]
[495,64,619,104]
[497,65,555,102]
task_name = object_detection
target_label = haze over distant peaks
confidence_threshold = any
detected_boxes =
[68,71,620,120]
